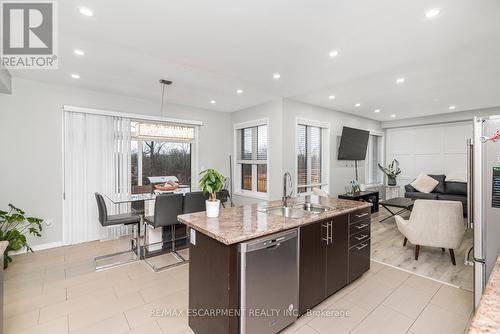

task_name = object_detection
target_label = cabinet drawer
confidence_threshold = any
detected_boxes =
[349,219,370,235]
[349,208,371,224]
[349,241,370,282]
[349,230,370,246]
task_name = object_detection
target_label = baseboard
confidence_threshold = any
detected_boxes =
[10,241,67,256]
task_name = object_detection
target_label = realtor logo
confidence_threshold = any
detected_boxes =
[1,1,58,69]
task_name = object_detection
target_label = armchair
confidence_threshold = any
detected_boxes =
[395,200,464,265]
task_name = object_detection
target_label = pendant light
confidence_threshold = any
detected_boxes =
[159,79,173,120]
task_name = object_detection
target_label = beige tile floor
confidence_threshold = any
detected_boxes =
[4,237,474,334]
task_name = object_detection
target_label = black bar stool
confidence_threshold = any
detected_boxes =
[143,193,185,271]
[183,191,206,214]
[94,193,141,271]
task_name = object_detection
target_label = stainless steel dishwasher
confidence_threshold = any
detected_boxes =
[239,229,299,334]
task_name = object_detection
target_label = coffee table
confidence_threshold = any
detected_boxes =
[379,197,415,222]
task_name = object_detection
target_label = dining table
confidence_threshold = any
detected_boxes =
[104,187,191,258]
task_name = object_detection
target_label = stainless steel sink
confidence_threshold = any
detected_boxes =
[258,202,335,219]
[292,202,335,213]
[258,206,308,219]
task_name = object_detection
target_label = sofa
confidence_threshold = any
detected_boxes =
[404,174,467,215]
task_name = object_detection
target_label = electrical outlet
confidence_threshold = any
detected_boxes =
[45,219,52,228]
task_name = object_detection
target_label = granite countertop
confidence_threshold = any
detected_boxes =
[468,255,500,333]
[177,196,372,245]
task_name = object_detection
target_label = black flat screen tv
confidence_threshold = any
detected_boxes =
[338,126,370,161]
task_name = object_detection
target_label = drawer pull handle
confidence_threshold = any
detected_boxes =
[356,243,369,250]
[355,213,369,218]
[355,224,368,229]
[355,234,368,241]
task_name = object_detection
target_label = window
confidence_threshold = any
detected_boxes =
[131,121,194,188]
[235,121,268,197]
[296,121,329,193]
[365,134,383,185]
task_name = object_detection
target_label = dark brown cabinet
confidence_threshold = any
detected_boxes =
[348,207,372,283]
[326,214,349,295]
[299,215,348,314]
[299,208,372,314]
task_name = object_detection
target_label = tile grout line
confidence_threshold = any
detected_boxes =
[347,269,413,333]
[370,258,469,291]
[404,283,443,333]
[122,311,132,331]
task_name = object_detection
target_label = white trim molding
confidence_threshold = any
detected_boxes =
[63,105,203,126]
[233,118,270,200]
[294,117,331,195]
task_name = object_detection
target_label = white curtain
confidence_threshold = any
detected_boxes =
[63,111,132,245]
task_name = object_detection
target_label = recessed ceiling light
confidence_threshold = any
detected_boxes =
[71,74,80,79]
[78,7,94,17]
[210,100,216,104]
[425,8,440,19]
[273,73,281,80]
[374,109,380,113]
[396,77,405,84]
[329,50,339,58]
[236,89,243,95]
[449,105,456,110]
[73,49,85,56]
[355,103,361,107]
[329,95,335,100]
[391,114,396,118]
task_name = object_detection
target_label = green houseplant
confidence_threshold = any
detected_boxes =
[0,204,43,268]
[199,169,225,217]
[378,159,401,186]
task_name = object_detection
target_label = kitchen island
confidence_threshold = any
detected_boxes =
[177,196,372,334]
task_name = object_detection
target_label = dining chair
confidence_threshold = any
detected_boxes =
[143,193,186,271]
[94,193,141,271]
[183,191,206,214]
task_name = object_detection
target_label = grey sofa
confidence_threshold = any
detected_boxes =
[404,174,467,215]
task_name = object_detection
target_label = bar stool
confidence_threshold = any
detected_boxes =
[183,191,206,214]
[94,193,141,271]
[143,193,186,271]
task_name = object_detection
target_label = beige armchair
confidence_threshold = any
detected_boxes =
[395,200,465,265]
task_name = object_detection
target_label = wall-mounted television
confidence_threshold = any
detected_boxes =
[338,126,370,161]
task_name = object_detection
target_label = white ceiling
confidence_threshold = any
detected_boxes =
[10,0,500,120]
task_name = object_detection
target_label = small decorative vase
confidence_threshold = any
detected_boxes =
[388,177,397,186]
[206,199,221,218]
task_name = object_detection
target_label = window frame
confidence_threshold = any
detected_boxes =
[364,131,385,187]
[295,118,330,195]
[130,122,199,190]
[233,118,269,200]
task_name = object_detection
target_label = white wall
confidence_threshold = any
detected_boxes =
[386,121,472,187]
[230,99,284,205]
[0,78,232,247]
[283,99,383,197]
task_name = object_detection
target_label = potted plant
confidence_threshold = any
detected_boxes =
[199,169,225,218]
[0,204,43,269]
[378,159,401,186]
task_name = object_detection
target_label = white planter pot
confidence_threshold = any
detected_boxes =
[206,199,221,218]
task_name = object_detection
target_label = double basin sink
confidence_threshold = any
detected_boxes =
[258,202,335,219]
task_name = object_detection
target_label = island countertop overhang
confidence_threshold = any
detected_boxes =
[177,196,372,245]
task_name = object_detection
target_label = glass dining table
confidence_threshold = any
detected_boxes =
[104,187,191,258]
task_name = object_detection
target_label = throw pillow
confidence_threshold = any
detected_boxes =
[428,174,446,193]
[411,173,439,193]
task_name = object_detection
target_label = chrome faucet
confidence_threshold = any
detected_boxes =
[282,172,293,207]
